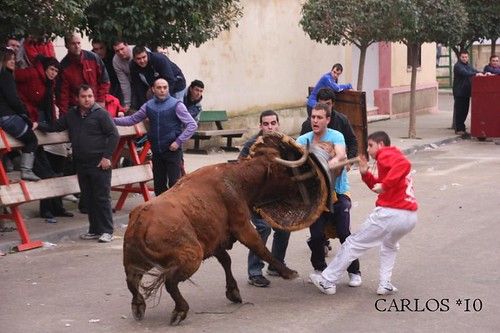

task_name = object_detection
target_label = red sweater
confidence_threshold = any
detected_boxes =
[361,146,418,211]
[57,50,110,115]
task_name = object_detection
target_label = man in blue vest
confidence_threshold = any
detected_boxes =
[114,78,197,195]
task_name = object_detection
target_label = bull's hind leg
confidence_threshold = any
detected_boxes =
[165,243,204,326]
[165,280,190,326]
[125,267,147,320]
[214,249,242,303]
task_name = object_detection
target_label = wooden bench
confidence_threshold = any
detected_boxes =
[0,123,153,251]
[186,110,247,154]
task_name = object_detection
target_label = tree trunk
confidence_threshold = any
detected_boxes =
[491,37,498,57]
[356,43,368,91]
[408,42,419,139]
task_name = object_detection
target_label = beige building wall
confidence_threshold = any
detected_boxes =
[391,42,437,87]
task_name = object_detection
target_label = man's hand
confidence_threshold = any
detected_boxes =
[358,154,369,175]
[372,183,384,193]
[97,157,112,170]
[32,122,38,131]
[169,141,180,151]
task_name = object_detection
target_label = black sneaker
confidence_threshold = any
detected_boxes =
[266,267,280,276]
[247,275,270,287]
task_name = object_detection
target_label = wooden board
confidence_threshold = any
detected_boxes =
[194,129,247,136]
[0,122,148,150]
[0,164,153,206]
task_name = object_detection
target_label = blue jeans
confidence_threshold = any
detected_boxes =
[247,215,290,277]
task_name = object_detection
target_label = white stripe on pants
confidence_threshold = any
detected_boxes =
[321,206,417,284]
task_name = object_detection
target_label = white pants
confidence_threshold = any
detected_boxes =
[322,207,418,284]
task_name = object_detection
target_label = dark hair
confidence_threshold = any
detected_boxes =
[490,54,499,61]
[331,63,344,72]
[189,79,204,89]
[41,57,60,71]
[75,84,94,96]
[259,110,279,124]
[132,45,148,57]
[316,87,336,103]
[368,131,391,146]
[459,50,469,56]
[313,103,331,118]
[112,37,128,47]
[0,46,15,70]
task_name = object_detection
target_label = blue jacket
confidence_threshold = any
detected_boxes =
[145,96,182,154]
[307,72,352,110]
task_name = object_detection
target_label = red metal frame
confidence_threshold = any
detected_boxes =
[110,125,153,211]
[0,128,43,251]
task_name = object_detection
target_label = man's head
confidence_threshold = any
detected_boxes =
[132,46,149,68]
[65,33,82,56]
[75,84,95,111]
[489,55,499,68]
[151,78,169,100]
[112,38,131,60]
[366,131,391,159]
[459,51,469,64]
[331,63,344,80]
[6,38,20,54]
[188,80,204,102]
[92,40,107,59]
[259,110,280,135]
[310,103,331,136]
[41,57,60,81]
[316,87,336,111]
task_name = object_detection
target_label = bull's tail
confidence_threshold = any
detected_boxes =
[141,266,175,302]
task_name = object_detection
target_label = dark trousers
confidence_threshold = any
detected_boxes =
[308,195,360,274]
[454,96,470,132]
[76,161,114,234]
[33,148,66,216]
[152,149,182,196]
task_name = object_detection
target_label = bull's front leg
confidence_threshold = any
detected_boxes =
[232,221,298,280]
[214,249,242,303]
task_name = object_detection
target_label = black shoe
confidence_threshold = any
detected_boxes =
[79,208,88,214]
[248,275,270,287]
[55,211,74,217]
[41,212,54,219]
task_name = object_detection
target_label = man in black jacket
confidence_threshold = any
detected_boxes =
[129,46,186,109]
[36,84,119,243]
[453,51,484,135]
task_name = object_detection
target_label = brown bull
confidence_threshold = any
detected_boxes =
[123,146,310,325]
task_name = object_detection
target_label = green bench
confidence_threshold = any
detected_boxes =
[187,110,247,154]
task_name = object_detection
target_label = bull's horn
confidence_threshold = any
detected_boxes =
[274,141,310,168]
[329,157,360,170]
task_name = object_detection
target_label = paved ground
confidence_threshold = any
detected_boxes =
[1,138,499,332]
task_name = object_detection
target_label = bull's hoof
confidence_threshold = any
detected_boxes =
[282,268,299,280]
[226,288,242,303]
[131,302,146,321]
[170,309,187,326]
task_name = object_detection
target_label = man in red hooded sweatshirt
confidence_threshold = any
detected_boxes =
[309,131,418,296]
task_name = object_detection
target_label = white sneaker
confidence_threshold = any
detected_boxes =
[377,281,398,295]
[307,270,322,284]
[309,273,336,295]
[63,194,79,202]
[98,233,114,243]
[348,273,362,287]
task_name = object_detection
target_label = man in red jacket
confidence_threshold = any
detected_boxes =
[57,33,110,115]
[309,131,418,296]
